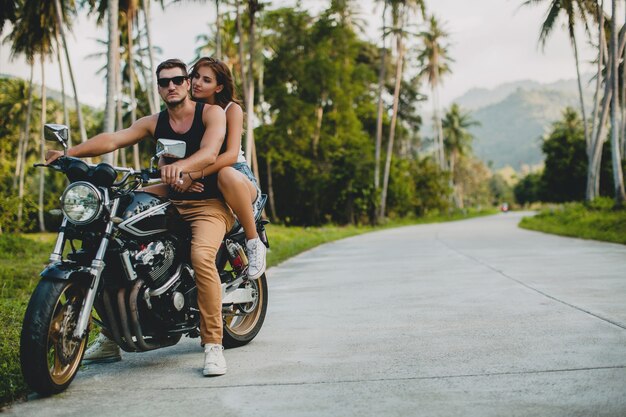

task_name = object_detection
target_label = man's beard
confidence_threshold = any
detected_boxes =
[165,96,186,109]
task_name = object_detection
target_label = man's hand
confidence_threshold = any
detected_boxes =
[161,163,184,185]
[45,150,64,165]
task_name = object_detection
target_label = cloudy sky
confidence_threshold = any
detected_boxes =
[0,0,602,108]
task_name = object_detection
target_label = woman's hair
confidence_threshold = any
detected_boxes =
[190,57,242,108]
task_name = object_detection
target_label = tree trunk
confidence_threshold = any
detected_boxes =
[610,0,626,203]
[116,53,126,167]
[587,2,607,201]
[55,31,71,146]
[102,0,119,165]
[39,57,47,232]
[571,33,589,151]
[141,0,160,113]
[135,13,156,114]
[18,64,34,224]
[215,0,222,59]
[53,0,87,144]
[127,14,140,170]
[266,151,277,222]
[379,16,405,220]
[312,91,327,157]
[244,1,257,167]
[374,0,388,191]
[235,0,248,100]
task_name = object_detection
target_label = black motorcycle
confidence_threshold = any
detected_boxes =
[20,124,269,396]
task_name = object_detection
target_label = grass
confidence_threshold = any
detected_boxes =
[0,208,495,407]
[519,197,626,245]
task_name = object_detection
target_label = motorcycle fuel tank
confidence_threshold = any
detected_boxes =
[117,191,185,239]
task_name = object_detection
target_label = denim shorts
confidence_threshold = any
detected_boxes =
[232,162,260,191]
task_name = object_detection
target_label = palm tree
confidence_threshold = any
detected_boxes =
[417,15,452,170]
[379,0,427,220]
[374,0,389,191]
[442,103,480,207]
[0,0,18,34]
[9,0,59,231]
[52,0,88,144]
[523,0,597,150]
[141,0,160,112]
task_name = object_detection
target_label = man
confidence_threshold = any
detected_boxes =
[45,59,233,377]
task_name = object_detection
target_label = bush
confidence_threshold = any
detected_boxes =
[0,298,28,407]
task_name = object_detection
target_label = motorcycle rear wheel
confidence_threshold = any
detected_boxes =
[222,273,268,348]
[20,279,89,396]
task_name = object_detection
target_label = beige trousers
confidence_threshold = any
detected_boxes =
[172,199,234,345]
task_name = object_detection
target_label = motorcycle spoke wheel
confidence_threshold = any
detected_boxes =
[222,274,268,349]
[20,280,89,396]
[46,287,84,385]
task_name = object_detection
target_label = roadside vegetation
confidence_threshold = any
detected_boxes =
[0,208,494,407]
[519,198,626,245]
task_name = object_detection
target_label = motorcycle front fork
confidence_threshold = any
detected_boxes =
[69,197,120,340]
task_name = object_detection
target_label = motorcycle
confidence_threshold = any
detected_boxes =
[20,123,269,396]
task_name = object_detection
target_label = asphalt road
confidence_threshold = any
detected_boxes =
[5,212,626,417]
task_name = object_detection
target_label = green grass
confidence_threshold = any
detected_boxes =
[519,198,626,245]
[0,208,495,407]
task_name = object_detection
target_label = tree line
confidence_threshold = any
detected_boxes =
[522,0,626,204]
[0,0,520,232]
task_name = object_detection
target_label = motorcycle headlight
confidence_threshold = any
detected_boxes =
[61,181,103,225]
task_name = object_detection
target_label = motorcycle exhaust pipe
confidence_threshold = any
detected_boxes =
[102,290,134,352]
[128,279,161,351]
[117,287,139,351]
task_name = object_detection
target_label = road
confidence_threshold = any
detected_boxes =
[5,212,626,416]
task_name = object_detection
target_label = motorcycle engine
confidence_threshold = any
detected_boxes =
[133,240,176,286]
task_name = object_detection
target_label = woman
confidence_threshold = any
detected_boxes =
[186,57,266,280]
[148,58,265,279]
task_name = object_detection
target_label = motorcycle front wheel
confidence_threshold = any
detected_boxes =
[20,279,89,396]
[222,273,268,348]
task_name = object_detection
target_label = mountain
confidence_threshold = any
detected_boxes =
[450,76,594,170]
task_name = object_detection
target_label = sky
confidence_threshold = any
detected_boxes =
[0,0,603,108]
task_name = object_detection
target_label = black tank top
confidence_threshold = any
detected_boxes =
[155,102,226,200]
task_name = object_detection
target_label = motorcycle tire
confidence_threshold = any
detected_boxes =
[222,273,268,348]
[20,279,89,396]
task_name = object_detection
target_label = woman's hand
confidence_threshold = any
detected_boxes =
[171,173,204,193]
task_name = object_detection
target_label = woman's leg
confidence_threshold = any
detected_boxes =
[218,167,266,280]
[217,167,258,240]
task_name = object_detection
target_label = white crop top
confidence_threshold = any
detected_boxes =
[224,102,246,163]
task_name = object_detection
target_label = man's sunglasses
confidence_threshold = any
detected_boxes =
[157,76,188,88]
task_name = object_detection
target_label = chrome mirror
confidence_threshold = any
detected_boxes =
[156,139,186,159]
[44,124,69,149]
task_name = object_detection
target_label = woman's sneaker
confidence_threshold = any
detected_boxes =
[82,333,121,364]
[246,237,267,280]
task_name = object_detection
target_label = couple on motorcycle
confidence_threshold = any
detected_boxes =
[45,57,266,377]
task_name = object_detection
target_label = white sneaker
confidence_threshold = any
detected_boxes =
[203,344,227,376]
[246,237,267,280]
[82,333,121,364]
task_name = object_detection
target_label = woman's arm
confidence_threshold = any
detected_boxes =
[189,103,244,180]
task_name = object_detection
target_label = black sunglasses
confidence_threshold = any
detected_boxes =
[157,76,188,88]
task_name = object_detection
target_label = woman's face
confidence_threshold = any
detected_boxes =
[191,65,222,103]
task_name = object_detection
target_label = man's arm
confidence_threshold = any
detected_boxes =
[161,105,226,184]
[45,115,156,164]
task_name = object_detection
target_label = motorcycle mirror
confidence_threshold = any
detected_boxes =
[156,138,186,159]
[44,124,69,148]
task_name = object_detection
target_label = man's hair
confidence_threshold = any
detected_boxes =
[156,59,188,79]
